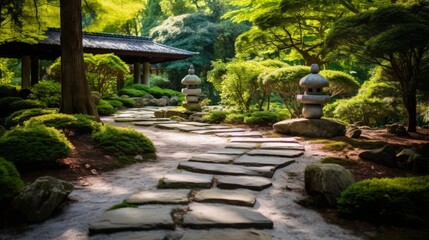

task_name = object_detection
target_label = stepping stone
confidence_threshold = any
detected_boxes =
[91,231,165,240]
[207,149,248,155]
[154,123,188,129]
[193,189,256,207]
[180,230,272,240]
[177,126,209,132]
[215,131,263,138]
[234,155,295,169]
[133,121,168,127]
[182,203,273,229]
[180,122,211,127]
[115,113,136,118]
[230,137,298,143]
[191,128,246,134]
[178,162,275,178]
[158,172,213,189]
[189,154,235,164]
[126,189,190,205]
[246,149,304,158]
[114,117,151,122]
[89,208,174,234]
[205,125,231,129]
[260,142,305,151]
[225,143,259,150]
[216,175,272,191]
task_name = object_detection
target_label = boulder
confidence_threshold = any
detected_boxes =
[346,125,361,138]
[169,95,179,106]
[304,163,355,207]
[273,118,346,138]
[155,97,168,106]
[397,149,428,173]
[164,109,188,119]
[143,93,155,100]
[359,145,397,168]
[131,97,144,107]
[154,110,165,118]
[386,123,409,137]
[12,176,74,223]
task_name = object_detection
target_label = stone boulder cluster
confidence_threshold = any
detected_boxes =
[131,94,179,107]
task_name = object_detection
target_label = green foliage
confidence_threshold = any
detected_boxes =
[4,108,57,128]
[244,111,279,126]
[321,157,358,166]
[118,84,183,99]
[0,59,14,84]
[320,70,360,97]
[93,125,156,158]
[28,80,61,108]
[105,99,123,108]
[118,87,147,97]
[97,100,117,116]
[0,97,42,118]
[0,84,18,98]
[106,97,136,108]
[24,113,100,135]
[0,124,73,164]
[202,110,228,124]
[0,157,24,203]
[337,176,429,226]
[150,74,170,89]
[224,113,246,124]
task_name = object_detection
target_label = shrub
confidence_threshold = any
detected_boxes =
[0,157,24,203]
[150,74,170,89]
[105,99,123,108]
[244,111,279,125]
[4,108,57,128]
[24,113,100,134]
[0,84,18,98]
[0,97,42,118]
[202,110,228,124]
[162,88,182,98]
[92,125,156,157]
[0,125,73,164]
[97,100,116,116]
[28,80,61,108]
[107,97,136,108]
[337,176,429,226]
[117,88,147,97]
[224,113,246,124]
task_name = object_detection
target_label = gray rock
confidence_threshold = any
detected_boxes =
[182,203,273,229]
[216,175,272,191]
[127,189,190,204]
[180,230,272,240]
[397,148,428,173]
[234,155,295,169]
[191,128,246,134]
[215,131,263,138]
[178,126,209,132]
[189,153,235,164]
[225,143,259,149]
[193,189,256,206]
[246,149,304,158]
[207,149,248,155]
[91,231,165,240]
[89,208,175,234]
[12,176,74,223]
[260,142,305,151]
[386,123,409,136]
[155,98,168,106]
[158,172,213,189]
[229,137,298,143]
[169,95,179,106]
[359,145,397,168]
[346,125,362,138]
[180,122,211,127]
[273,118,346,138]
[304,163,355,207]
[178,162,275,178]
[143,93,155,100]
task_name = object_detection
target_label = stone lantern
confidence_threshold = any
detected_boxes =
[181,65,202,112]
[296,64,331,119]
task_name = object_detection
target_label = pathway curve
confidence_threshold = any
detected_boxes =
[1,107,364,240]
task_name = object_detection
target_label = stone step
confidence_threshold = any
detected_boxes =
[207,149,248,155]
[205,125,232,129]
[225,143,260,149]
[126,189,191,205]
[158,172,213,189]
[178,162,275,178]
[114,117,152,122]
[134,121,178,127]
[229,137,298,143]
[182,203,273,229]
[155,123,192,129]
[89,208,175,234]
[191,128,246,134]
[177,126,209,132]
[260,142,305,151]
[215,131,263,138]
[180,122,211,127]
[246,149,304,158]
[189,153,235,164]
[179,230,272,240]
[215,175,272,191]
[234,155,295,169]
[90,231,165,240]
[193,189,256,207]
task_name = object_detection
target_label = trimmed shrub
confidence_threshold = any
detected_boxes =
[28,80,61,108]
[0,157,24,203]
[202,110,228,124]
[244,111,279,125]
[0,84,18,98]
[97,100,116,116]
[92,125,156,157]
[107,97,136,108]
[224,113,245,124]
[24,113,100,134]
[0,125,73,164]
[0,97,42,118]
[337,176,429,226]
[105,99,123,108]
[117,88,147,97]
[4,108,57,128]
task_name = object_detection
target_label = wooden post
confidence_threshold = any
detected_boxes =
[133,62,141,84]
[21,56,31,89]
[143,62,150,86]
[31,56,40,86]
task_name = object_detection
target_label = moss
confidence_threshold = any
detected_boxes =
[202,110,228,123]
[24,113,101,135]
[224,113,245,124]
[321,157,358,166]
[107,97,136,108]
[0,157,24,203]
[108,200,137,211]
[4,108,57,128]
[117,88,147,97]
[321,141,352,152]
[97,99,116,116]
[0,97,42,118]
[244,111,279,125]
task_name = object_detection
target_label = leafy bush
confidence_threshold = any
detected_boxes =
[0,97,42,118]
[105,99,123,108]
[150,74,170,89]
[106,97,136,108]
[224,113,246,124]
[97,100,116,116]
[117,87,147,97]
[202,110,228,123]
[28,80,61,108]
[92,125,156,157]
[0,84,18,98]
[0,157,24,203]
[4,108,57,128]
[244,111,279,125]
[0,125,73,164]
[25,113,100,134]
[337,176,429,226]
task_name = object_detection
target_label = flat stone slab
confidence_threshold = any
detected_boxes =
[91,231,165,240]
[260,142,305,151]
[193,189,256,207]
[134,121,177,127]
[189,153,235,164]
[114,117,152,122]
[126,189,190,205]
[154,123,189,129]
[191,128,246,134]
[215,131,263,138]
[182,203,273,229]
[180,230,272,240]
[234,155,295,169]
[207,149,248,155]
[177,126,209,132]
[246,149,304,158]
[178,162,275,178]
[216,175,272,191]
[205,125,232,129]
[180,122,211,127]
[89,208,175,234]
[158,172,213,189]
[225,143,260,149]
[229,137,298,143]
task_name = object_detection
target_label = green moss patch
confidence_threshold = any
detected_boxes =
[321,157,358,166]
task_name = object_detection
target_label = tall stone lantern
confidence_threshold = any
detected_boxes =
[181,65,202,112]
[296,64,331,119]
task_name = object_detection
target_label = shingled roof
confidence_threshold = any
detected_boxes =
[0,29,198,64]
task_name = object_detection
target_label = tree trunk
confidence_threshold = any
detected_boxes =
[403,88,417,132]
[60,0,99,120]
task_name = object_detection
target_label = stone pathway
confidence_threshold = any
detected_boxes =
[89,107,307,239]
